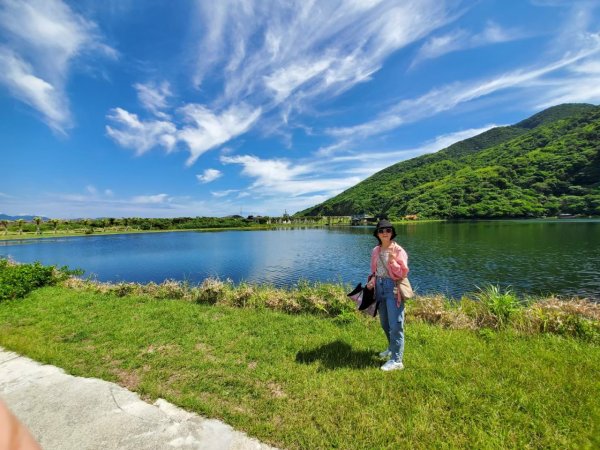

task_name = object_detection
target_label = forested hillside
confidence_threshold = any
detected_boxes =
[298,104,600,219]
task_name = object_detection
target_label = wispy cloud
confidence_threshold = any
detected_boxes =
[411,22,529,68]
[534,59,600,108]
[0,0,115,133]
[131,194,171,204]
[220,154,360,199]
[190,0,459,132]
[197,169,222,184]
[134,81,172,117]
[211,189,239,198]
[178,103,262,166]
[328,124,499,177]
[105,100,262,165]
[105,108,177,154]
[0,48,69,132]
[107,1,459,166]
[323,36,600,153]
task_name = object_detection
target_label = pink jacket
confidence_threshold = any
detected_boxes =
[370,241,409,281]
[369,241,410,304]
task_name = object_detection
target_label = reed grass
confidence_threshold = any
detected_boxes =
[62,276,600,342]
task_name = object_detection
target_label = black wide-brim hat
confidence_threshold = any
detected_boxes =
[373,218,397,239]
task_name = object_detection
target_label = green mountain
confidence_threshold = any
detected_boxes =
[298,103,600,219]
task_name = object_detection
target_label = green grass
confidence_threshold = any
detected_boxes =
[1,286,598,449]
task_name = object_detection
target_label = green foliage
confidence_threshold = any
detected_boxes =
[474,284,520,328]
[1,215,331,238]
[0,259,81,301]
[299,104,600,219]
[523,299,600,342]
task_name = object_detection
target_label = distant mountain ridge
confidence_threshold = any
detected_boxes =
[0,214,50,221]
[298,103,600,218]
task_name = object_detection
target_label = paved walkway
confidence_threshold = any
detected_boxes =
[0,348,278,450]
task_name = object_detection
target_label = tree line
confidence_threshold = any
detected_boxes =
[0,215,339,236]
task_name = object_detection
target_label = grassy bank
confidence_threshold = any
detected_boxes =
[0,263,598,448]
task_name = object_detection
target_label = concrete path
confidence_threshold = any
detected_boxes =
[0,348,278,450]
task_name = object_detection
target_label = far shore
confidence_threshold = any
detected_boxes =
[2,216,599,242]
[0,223,321,241]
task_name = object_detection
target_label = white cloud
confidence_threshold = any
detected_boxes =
[105,100,261,164]
[0,48,69,132]
[60,185,115,204]
[324,38,600,151]
[211,189,238,198]
[197,169,222,184]
[104,0,465,165]
[134,81,172,117]
[131,194,171,204]
[178,103,262,166]
[0,0,116,132]
[220,154,360,197]
[192,0,458,115]
[3,189,249,219]
[530,0,582,6]
[411,22,528,67]
[106,108,177,154]
[534,59,600,108]
[263,58,333,103]
[328,124,500,177]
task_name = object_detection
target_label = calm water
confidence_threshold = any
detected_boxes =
[1,220,599,299]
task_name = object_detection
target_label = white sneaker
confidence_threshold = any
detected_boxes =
[378,349,392,359]
[381,360,404,371]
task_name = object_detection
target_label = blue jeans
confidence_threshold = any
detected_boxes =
[376,277,405,363]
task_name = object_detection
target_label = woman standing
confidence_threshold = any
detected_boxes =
[366,219,409,371]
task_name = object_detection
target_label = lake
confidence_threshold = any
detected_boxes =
[1,220,599,299]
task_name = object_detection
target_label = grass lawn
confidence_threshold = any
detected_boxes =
[1,286,598,449]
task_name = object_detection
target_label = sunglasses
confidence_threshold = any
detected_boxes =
[377,227,393,234]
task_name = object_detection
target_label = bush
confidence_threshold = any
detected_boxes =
[195,278,231,305]
[523,298,600,342]
[474,284,521,328]
[0,258,81,301]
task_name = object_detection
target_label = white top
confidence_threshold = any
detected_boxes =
[376,249,391,278]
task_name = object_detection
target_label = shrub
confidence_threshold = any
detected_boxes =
[523,298,600,342]
[0,258,81,301]
[408,295,477,330]
[196,278,231,305]
[474,284,520,328]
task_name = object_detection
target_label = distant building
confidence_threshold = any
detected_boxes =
[351,214,376,225]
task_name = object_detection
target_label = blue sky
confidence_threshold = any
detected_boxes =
[1,0,599,219]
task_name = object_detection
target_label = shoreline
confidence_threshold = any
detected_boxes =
[2,216,598,242]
